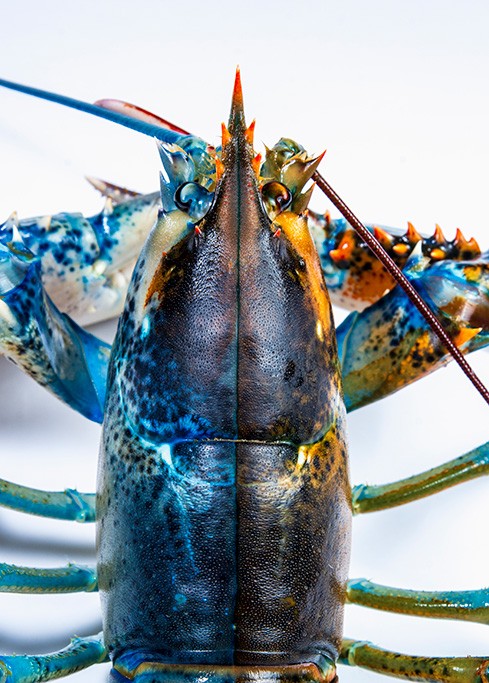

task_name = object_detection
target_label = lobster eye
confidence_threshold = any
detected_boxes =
[261,181,292,218]
[174,182,213,220]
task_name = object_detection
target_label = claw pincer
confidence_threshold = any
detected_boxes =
[97,73,351,682]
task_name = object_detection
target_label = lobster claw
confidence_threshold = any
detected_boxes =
[0,218,110,422]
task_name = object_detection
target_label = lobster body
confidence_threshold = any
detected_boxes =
[0,71,488,683]
[97,79,350,682]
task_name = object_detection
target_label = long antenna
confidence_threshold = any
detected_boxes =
[313,171,489,406]
[0,78,184,143]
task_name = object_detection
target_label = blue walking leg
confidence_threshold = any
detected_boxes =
[0,634,108,683]
[352,441,489,514]
[346,580,489,625]
[340,639,489,682]
[0,478,95,522]
[0,562,97,593]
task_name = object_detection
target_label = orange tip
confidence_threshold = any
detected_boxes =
[406,222,421,243]
[330,234,354,262]
[430,247,446,260]
[221,123,231,147]
[245,119,256,145]
[232,66,243,109]
[433,224,445,243]
[373,225,393,247]
[454,326,481,347]
[252,153,262,177]
[215,156,224,181]
[454,227,467,244]
[392,243,410,256]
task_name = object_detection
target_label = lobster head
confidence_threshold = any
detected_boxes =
[109,69,343,445]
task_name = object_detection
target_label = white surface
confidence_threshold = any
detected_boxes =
[0,2,488,681]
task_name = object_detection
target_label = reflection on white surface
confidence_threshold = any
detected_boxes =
[1,1,489,681]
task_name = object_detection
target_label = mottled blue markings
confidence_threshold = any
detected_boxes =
[98,436,237,663]
[0,257,110,421]
[337,257,489,412]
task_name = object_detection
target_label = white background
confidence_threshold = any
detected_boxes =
[0,2,488,682]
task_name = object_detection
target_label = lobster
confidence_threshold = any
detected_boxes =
[0,70,488,683]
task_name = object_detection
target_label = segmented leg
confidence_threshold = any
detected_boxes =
[346,580,489,625]
[345,443,488,679]
[340,639,489,682]
[0,634,108,683]
[0,478,95,522]
[0,562,97,593]
[351,441,489,513]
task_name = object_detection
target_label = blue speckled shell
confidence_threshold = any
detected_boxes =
[97,104,351,680]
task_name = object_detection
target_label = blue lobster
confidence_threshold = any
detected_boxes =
[0,70,488,683]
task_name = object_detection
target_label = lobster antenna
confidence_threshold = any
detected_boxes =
[313,171,489,406]
[0,77,185,144]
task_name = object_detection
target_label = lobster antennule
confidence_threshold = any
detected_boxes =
[0,77,185,143]
[94,98,191,136]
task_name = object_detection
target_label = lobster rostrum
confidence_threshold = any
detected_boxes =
[0,71,488,683]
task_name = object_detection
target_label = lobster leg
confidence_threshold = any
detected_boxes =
[0,478,96,522]
[0,562,97,593]
[340,639,489,682]
[346,580,489,625]
[337,253,488,411]
[0,634,108,683]
[351,441,489,513]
